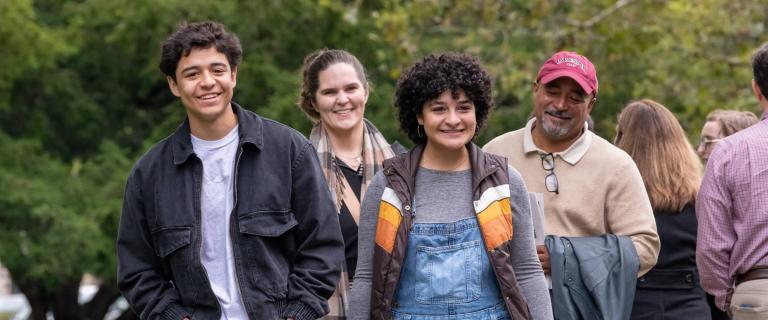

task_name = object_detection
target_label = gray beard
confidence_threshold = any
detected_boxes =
[540,117,572,139]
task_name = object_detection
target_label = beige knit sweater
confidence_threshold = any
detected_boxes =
[483,121,659,276]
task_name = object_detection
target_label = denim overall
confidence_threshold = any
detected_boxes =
[391,217,510,320]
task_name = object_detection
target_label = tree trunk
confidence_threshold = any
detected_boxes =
[51,280,83,319]
[16,280,50,320]
[16,278,138,320]
[116,309,140,320]
[82,283,122,320]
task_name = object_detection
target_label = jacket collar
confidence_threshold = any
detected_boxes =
[386,142,502,197]
[171,102,264,165]
[467,142,504,192]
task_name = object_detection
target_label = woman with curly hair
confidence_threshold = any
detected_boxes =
[299,48,403,318]
[349,53,552,320]
[614,99,709,320]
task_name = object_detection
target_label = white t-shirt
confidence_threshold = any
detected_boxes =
[191,126,247,320]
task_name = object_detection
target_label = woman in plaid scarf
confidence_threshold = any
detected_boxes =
[299,48,402,319]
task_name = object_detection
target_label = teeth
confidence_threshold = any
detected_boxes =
[200,93,218,100]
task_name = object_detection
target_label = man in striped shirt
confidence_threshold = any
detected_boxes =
[697,42,768,318]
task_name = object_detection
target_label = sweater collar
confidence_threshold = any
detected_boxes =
[522,117,592,165]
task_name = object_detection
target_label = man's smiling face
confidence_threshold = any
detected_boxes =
[532,76,595,144]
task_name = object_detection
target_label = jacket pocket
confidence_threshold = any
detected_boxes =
[151,227,192,258]
[239,210,298,237]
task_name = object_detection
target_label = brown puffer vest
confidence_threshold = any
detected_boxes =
[369,143,532,320]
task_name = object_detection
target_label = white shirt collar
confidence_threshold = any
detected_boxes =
[522,117,593,165]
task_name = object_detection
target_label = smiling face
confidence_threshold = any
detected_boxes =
[418,89,476,153]
[313,62,368,134]
[168,46,237,126]
[532,77,595,149]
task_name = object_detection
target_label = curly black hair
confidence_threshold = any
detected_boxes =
[159,21,242,80]
[394,53,493,145]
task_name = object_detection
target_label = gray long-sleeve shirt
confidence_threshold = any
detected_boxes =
[349,166,553,319]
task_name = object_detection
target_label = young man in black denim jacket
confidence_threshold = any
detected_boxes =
[117,21,343,320]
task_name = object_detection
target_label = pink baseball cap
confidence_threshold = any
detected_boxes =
[537,51,598,96]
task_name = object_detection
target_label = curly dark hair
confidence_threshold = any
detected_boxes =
[298,49,368,122]
[159,21,242,79]
[394,53,494,145]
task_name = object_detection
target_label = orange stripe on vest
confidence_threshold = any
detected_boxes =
[477,198,513,251]
[375,201,402,253]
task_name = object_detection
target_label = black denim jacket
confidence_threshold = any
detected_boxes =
[117,103,344,320]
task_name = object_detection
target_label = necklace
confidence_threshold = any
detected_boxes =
[334,151,365,176]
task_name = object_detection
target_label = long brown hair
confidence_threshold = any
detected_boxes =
[614,99,702,212]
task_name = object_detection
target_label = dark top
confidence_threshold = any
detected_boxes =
[338,159,362,279]
[631,203,711,320]
[654,203,697,270]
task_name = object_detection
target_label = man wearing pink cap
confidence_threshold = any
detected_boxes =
[484,51,659,282]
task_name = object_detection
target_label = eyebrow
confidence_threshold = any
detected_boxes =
[429,100,446,106]
[572,90,587,97]
[180,62,228,74]
[544,83,587,96]
[430,98,473,105]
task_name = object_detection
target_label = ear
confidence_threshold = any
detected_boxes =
[310,96,319,112]
[363,82,370,105]
[532,81,539,93]
[752,79,764,102]
[586,94,597,113]
[167,76,181,97]
[417,112,424,126]
[231,66,238,89]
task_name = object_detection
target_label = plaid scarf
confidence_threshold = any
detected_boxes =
[309,119,396,319]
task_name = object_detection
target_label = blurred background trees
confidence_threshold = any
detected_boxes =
[0,0,765,318]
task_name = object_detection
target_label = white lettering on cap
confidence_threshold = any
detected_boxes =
[555,57,586,73]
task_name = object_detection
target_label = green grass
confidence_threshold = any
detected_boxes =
[0,312,12,320]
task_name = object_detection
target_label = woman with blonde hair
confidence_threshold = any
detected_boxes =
[614,99,708,319]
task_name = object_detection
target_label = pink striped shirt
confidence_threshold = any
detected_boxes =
[696,114,768,310]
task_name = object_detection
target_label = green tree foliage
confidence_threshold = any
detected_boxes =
[0,0,765,318]
[0,0,73,109]
[363,0,765,140]
[0,133,130,319]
